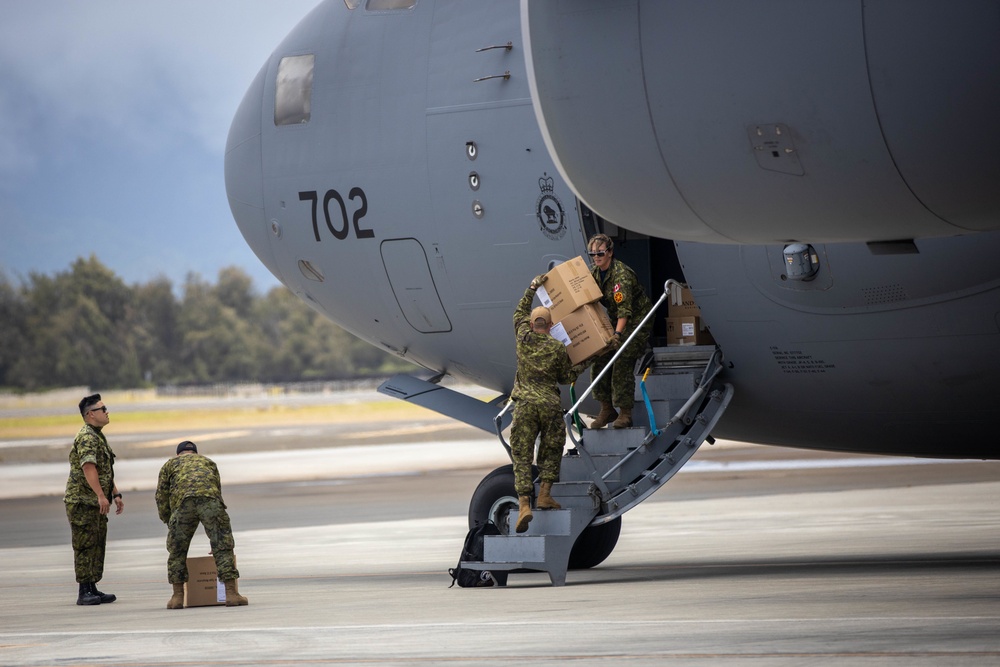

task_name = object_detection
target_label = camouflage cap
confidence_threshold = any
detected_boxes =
[530,306,552,328]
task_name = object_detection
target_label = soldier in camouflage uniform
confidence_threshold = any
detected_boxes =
[64,393,123,606]
[510,276,585,533]
[587,233,653,429]
[155,440,247,608]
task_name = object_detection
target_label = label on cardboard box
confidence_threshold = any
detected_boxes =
[554,302,615,365]
[666,316,715,347]
[537,256,603,323]
[184,555,225,607]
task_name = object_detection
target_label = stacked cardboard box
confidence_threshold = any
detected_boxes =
[665,286,714,346]
[184,555,225,607]
[536,257,615,364]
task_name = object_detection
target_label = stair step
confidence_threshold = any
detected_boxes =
[560,454,622,483]
[652,344,716,368]
[484,534,548,563]
[576,427,646,454]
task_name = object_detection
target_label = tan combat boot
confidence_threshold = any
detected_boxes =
[589,402,618,429]
[612,406,633,429]
[224,579,248,606]
[515,495,533,533]
[167,583,185,609]
[536,482,561,510]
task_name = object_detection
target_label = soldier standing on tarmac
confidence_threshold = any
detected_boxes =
[586,233,653,429]
[510,275,585,533]
[155,441,248,609]
[65,393,123,606]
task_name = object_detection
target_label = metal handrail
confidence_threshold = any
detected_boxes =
[563,279,685,448]
[493,399,514,462]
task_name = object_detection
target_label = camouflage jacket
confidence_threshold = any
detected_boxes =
[155,454,224,523]
[64,424,115,506]
[591,258,652,332]
[511,286,581,410]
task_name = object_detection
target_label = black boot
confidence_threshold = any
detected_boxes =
[76,582,101,606]
[90,582,116,604]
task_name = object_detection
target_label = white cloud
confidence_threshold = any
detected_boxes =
[0,1,322,289]
[0,1,320,176]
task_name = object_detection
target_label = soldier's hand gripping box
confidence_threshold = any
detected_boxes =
[184,555,225,607]
[536,256,603,323]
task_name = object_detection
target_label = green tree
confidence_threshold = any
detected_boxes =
[175,271,268,383]
[0,258,417,390]
[129,276,180,385]
[8,256,141,389]
[0,272,28,388]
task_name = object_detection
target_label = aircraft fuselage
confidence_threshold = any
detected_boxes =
[225,0,1000,459]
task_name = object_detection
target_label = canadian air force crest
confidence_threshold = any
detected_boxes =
[535,173,566,241]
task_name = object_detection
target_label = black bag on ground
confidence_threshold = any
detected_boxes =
[448,521,507,588]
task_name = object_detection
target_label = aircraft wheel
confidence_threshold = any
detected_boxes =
[567,517,622,570]
[467,464,622,569]
[467,464,534,535]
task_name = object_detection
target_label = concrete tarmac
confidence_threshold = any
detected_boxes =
[1,410,999,665]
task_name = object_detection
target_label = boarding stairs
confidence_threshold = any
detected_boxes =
[462,282,733,586]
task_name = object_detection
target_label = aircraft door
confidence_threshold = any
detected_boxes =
[380,238,452,334]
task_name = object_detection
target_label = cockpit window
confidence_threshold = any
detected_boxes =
[366,0,416,10]
[274,55,314,127]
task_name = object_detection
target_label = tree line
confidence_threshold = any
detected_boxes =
[0,256,415,392]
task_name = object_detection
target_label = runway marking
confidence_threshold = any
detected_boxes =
[4,615,1000,638]
[683,456,970,473]
[4,652,997,665]
[131,430,253,448]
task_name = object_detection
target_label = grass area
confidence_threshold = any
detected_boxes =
[0,401,439,439]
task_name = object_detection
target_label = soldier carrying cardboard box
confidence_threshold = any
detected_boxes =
[510,275,587,533]
[586,234,653,429]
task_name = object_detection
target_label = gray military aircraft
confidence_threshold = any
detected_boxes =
[225,0,1000,582]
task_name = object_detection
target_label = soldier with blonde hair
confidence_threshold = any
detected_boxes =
[586,233,653,429]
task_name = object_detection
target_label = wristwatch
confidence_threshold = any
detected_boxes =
[113,493,123,500]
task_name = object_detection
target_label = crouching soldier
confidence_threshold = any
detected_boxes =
[155,441,247,608]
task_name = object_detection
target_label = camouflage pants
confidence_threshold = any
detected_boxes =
[166,497,239,584]
[591,325,650,409]
[510,401,565,496]
[65,503,108,583]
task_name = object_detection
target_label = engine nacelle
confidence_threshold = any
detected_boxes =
[523,0,1000,243]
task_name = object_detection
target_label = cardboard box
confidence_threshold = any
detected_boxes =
[536,256,603,323]
[668,286,701,318]
[665,316,715,346]
[184,555,225,607]
[551,302,615,365]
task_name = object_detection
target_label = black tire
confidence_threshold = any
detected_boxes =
[467,464,622,569]
[467,464,527,535]
[567,517,622,570]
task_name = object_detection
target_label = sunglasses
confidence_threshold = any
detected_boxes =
[587,250,608,258]
[89,406,108,414]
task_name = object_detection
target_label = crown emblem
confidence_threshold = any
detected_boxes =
[538,174,554,193]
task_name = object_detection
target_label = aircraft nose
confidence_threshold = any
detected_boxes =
[224,64,281,279]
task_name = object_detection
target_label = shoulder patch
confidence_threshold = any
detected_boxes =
[614,292,624,303]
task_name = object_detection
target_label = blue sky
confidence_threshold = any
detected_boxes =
[0,1,321,294]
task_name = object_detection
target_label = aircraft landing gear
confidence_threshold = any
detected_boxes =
[467,464,622,570]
